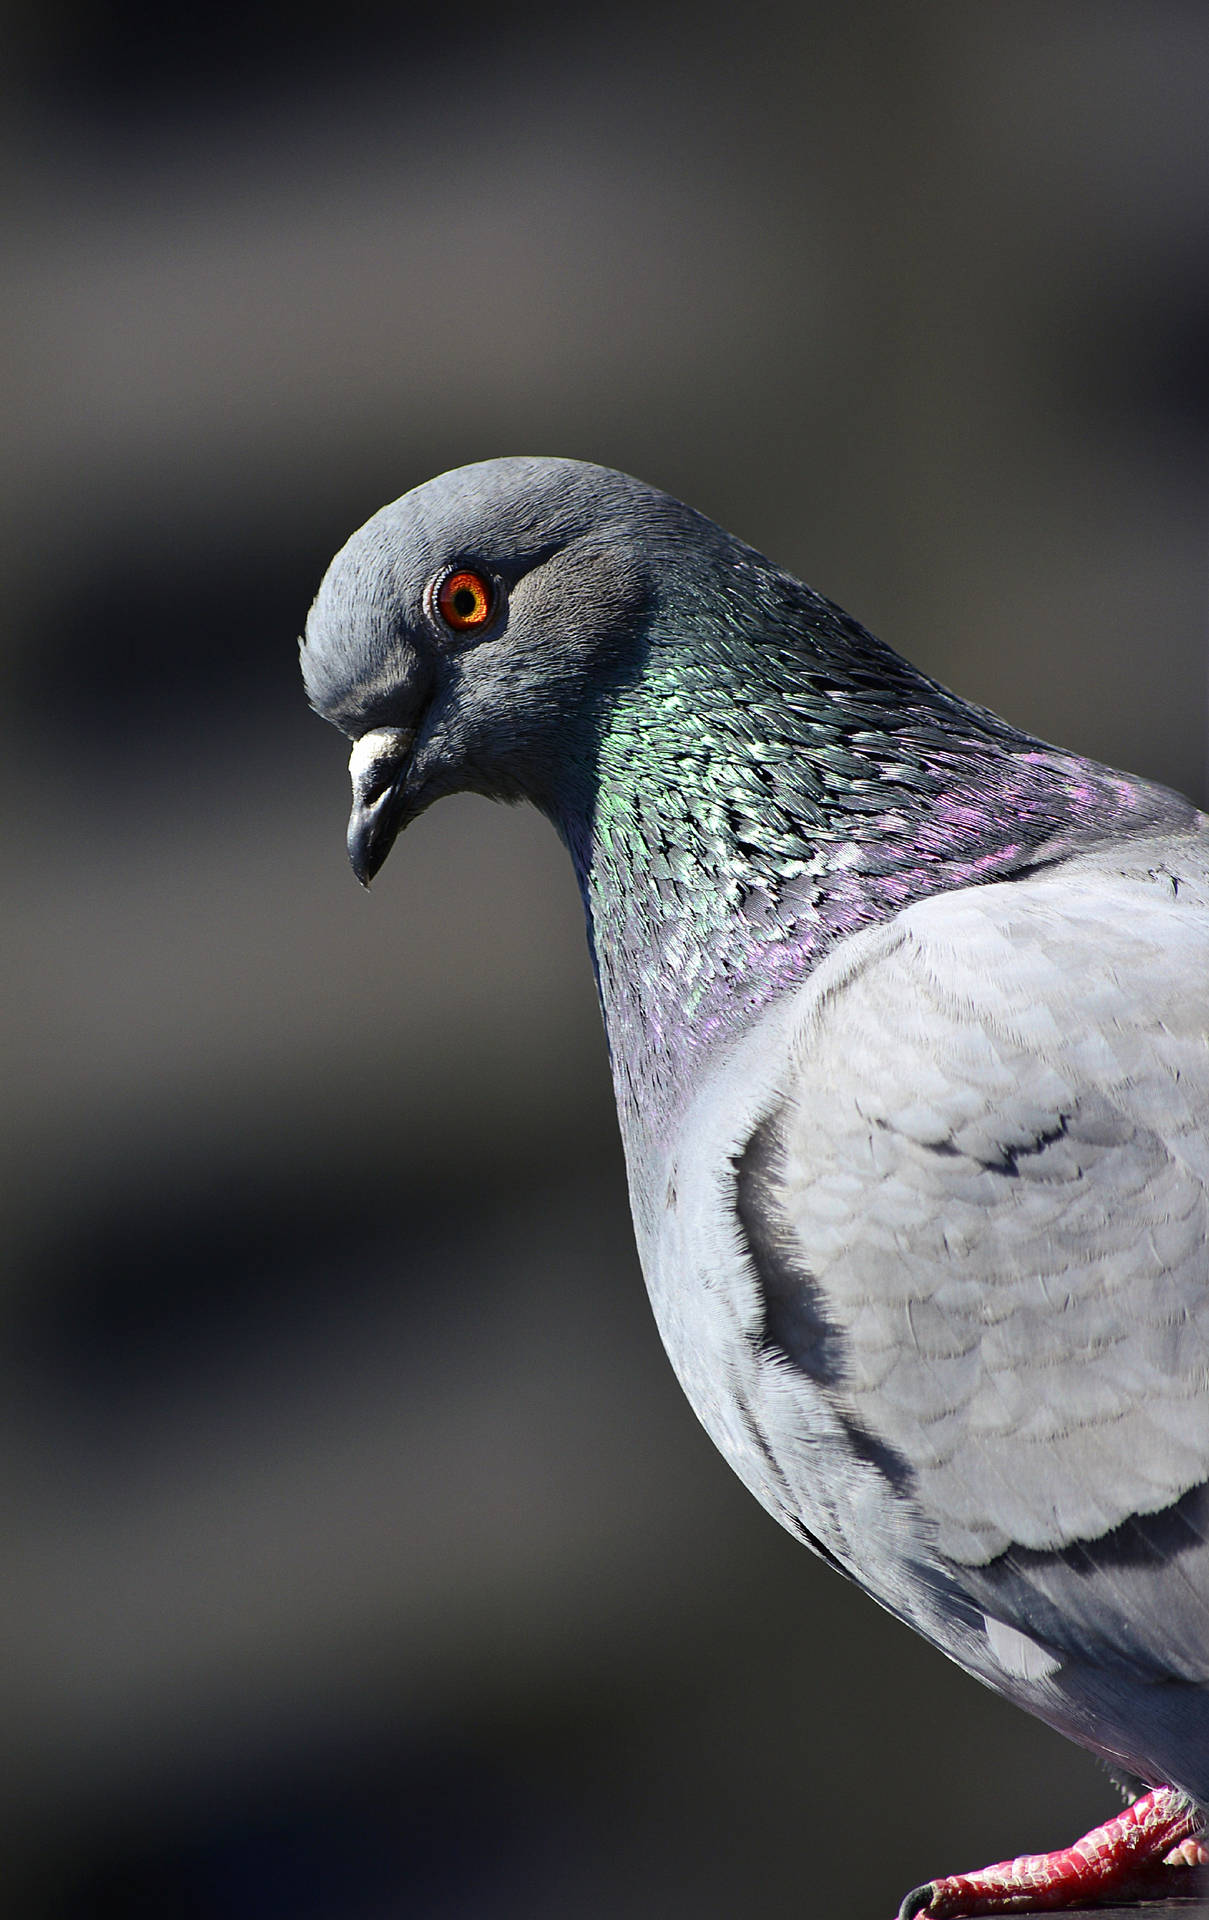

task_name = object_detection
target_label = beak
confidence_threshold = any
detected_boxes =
[346,727,415,887]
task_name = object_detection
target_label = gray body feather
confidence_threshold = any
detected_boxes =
[651,828,1209,1801]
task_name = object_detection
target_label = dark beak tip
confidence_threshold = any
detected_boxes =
[347,797,401,889]
[347,830,381,890]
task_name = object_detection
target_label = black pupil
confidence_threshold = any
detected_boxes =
[452,584,479,619]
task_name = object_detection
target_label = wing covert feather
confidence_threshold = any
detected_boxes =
[757,839,1209,1569]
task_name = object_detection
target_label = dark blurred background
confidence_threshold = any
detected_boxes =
[4,2,1208,1915]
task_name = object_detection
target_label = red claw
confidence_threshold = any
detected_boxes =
[896,1786,1207,1918]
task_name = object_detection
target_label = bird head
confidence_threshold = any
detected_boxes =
[302,455,731,885]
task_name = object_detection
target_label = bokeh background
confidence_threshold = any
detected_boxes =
[5,3,1208,1915]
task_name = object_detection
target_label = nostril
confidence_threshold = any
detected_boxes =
[359,765,396,807]
[348,727,416,808]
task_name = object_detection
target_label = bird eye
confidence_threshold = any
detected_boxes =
[434,567,497,633]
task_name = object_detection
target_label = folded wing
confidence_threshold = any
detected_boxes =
[738,834,1209,1683]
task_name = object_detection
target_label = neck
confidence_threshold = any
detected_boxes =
[548,596,1167,1158]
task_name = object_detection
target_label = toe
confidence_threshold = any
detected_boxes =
[896,1885,937,1920]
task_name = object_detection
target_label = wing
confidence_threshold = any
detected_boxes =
[737,830,1209,1683]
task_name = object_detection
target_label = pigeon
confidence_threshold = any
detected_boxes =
[301,457,1209,1917]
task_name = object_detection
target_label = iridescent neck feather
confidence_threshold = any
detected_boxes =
[546,603,1177,1154]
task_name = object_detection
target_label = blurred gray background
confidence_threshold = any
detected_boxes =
[4,3,1208,1915]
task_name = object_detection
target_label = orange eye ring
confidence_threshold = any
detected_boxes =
[435,567,497,632]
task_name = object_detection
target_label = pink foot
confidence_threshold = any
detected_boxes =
[897,1785,1207,1917]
